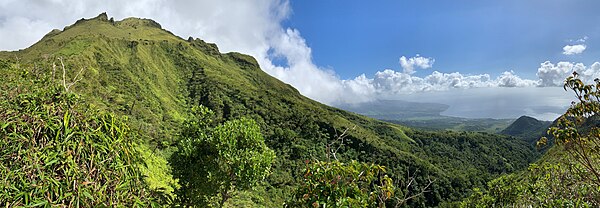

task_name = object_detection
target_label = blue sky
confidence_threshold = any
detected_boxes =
[1,0,599,120]
[285,0,600,79]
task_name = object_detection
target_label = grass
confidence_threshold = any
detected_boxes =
[0,63,160,206]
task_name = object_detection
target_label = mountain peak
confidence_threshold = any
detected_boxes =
[515,115,539,123]
[501,115,552,144]
[21,13,179,54]
[188,37,221,56]
[118,17,162,29]
[95,12,109,21]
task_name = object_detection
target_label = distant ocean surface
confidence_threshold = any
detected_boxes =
[397,87,571,121]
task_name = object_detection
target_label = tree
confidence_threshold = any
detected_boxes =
[287,127,432,208]
[540,72,600,186]
[172,106,275,207]
[54,57,85,92]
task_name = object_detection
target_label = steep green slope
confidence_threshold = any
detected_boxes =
[0,13,539,206]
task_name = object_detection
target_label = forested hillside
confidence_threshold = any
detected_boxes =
[0,13,539,207]
[501,115,552,144]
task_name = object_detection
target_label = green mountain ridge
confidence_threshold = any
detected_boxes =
[0,13,540,206]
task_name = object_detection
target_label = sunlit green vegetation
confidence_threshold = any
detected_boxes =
[172,106,275,207]
[287,160,395,207]
[0,14,544,207]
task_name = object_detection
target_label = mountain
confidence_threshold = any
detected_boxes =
[0,13,540,206]
[501,115,552,144]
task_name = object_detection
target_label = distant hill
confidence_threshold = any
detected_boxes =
[501,115,552,144]
[388,117,514,133]
[337,99,449,119]
[338,100,514,133]
[0,13,539,206]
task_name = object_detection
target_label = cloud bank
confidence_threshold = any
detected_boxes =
[343,59,600,100]
[0,0,593,119]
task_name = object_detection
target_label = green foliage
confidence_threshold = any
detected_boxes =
[459,73,600,207]
[458,154,599,207]
[287,160,394,207]
[403,129,538,203]
[172,106,275,207]
[137,143,180,203]
[0,64,158,206]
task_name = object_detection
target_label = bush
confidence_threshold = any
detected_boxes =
[287,160,394,208]
[172,106,275,207]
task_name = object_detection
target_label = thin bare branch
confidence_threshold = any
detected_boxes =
[327,125,356,161]
[394,170,436,207]
[58,57,85,92]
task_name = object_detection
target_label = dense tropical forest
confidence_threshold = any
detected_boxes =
[1,13,598,207]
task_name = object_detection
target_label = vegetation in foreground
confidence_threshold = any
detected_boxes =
[0,61,156,206]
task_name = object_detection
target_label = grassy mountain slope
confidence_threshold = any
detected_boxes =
[0,13,539,206]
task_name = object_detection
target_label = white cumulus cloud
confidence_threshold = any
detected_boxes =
[399,55,434,74]
[562,44,586,55]
[347,68,538,98]
[497,70,538,87]
[338,59,600,104]
[535,61,600,87]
